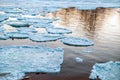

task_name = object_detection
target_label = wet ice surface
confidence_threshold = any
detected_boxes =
[0,45,64,80]
[0,14,8,22]
[46,27,72,34]
[5,32,29,39]
[61,37,94,46]
[89,61,120,80]
[29,33,64,42]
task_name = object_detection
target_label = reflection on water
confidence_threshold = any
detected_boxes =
[45,7,120,75]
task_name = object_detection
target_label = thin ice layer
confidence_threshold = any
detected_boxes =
[89,61,120,80]
[29,33,64,42]
[0,45,64,80]
[5,32,29,39]
[61,37,94,46]
[46,27,72,34]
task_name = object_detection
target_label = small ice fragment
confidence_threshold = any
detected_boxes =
[75,57,83,62]
[46,27,72,34]
[5,32,29,39]
[61,37,94,46]
[29,33,64,42]
[89,61,120,80]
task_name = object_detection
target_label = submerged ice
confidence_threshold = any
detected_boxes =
[61,37,94,46]
[89,61,120,80]
[0,45,64,80]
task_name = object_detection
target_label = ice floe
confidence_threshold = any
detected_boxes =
[17,27,37,33]
[61,37,94,46]
[0,14,8,22]
[29,33,64,42]
[89,61,120,80]
[0,27,5,32]
[0,45,64,80]
[46,27,72,34]
[1,24,17,32]
[6,21,30,27]
[4,32,29,39]
[0,34,9,40]
[75,57,83,62]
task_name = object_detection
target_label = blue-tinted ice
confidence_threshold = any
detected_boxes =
[0,45,64,80]
[17,27,37,33]
[0,34,9,40]
[29,33,64,42]
[6,21,29,27]
[61,37,94,46]
[5,32,29,39]
[89,61,120,80]
[0,14,8,22]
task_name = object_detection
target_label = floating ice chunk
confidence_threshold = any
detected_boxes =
[24,18,53,25]
[0,27,5,32]
[46,27,72,34]
[7,21,29,27]
[0,34,9,40]
[32,22,53,28]
[29,33,64,42]
[61,37,94,46]
[17,27,37,33]
[89,61,120,80]
[0,14,8,22]
[1,24,17,32]
[0,45,64,80]
[5,32,29,39]
[75,57,83,62]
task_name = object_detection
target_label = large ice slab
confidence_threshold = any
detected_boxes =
[29,33,64,42]
[89,61,120,80]
[61,37,94,46]
[0,45,64,80]
[6,21,30,27]
[0,14,8,22]
[46,27,72,34]
[4,32,29,39]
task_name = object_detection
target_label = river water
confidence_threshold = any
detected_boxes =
[0,0,120,80]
